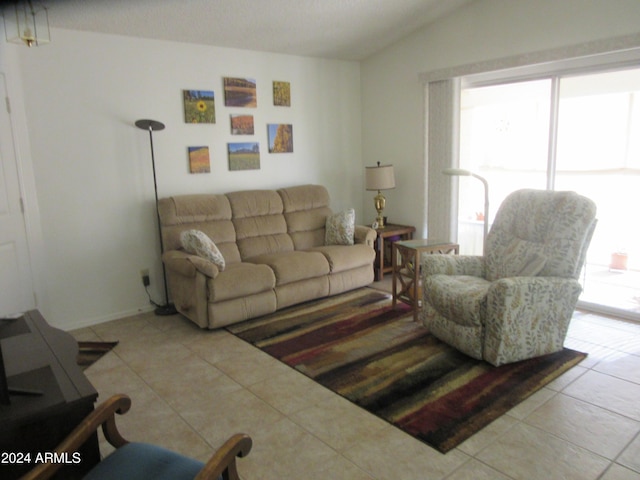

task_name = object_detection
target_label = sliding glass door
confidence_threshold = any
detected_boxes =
[457,68,640,320]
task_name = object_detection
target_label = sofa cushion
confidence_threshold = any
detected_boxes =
[227,189,294,259]
[180,229,226,271]
[279,185,333,250]
[424,275,490,328]
[158,194,241,264]
[325,209,355,246]
[311,244,375,274]
[208,262,276,302]
[248,251,329,285]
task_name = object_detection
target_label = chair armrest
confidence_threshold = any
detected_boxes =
[21,394,132,480]
[163,250,220,279]
[484,276,582,366]
[355,225,376,247]
[195,433,253,480]
[421,254,484,277]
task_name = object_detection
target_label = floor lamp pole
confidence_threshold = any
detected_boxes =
[442,168,490,256]
[135,119,177,316]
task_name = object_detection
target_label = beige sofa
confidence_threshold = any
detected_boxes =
[158,184,376,329]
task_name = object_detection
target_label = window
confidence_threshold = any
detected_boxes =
[457,68,640,318]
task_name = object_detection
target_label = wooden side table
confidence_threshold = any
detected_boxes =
[373,224,415,281]
[392,239,459,321]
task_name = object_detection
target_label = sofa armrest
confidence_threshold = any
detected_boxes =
[163,250,220,279]
[483,276,582,366]
[354,225,376,247]
[421,254,484,277]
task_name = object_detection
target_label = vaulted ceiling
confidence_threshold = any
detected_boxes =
[47,0,475,60]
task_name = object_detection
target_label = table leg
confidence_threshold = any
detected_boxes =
[392,244,397,307]
[413,249,420,322]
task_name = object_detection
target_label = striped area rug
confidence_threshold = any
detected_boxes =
[76,341,118,370]
[227,289,586,453]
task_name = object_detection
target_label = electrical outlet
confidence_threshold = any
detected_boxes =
[140,269,150,287]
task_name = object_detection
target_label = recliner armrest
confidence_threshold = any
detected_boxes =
[354,225,376,247]
[163,250,220,279]
[421,254,484,277]
[483,276,582,366]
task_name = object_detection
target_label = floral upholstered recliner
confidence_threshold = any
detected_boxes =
[420,189,597,366]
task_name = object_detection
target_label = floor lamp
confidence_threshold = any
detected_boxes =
[135,119,177,316]
[442,168,489,255]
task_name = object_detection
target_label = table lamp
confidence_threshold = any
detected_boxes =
[366,162,395,228]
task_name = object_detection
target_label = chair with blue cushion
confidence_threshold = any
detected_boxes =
[22,394,252,480]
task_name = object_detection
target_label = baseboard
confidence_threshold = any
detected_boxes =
[62,304,156,331]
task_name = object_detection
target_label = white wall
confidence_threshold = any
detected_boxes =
[361,0,640,237]
[12,29,362,329]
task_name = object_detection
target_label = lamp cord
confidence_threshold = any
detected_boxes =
[143,285,162,309]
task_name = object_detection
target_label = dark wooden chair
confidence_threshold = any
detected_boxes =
[21,394,252,480]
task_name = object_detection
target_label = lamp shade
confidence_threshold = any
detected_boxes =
[366,164,395,191]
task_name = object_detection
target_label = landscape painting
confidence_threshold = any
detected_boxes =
[188,146,210,173]
[273,81,291,106]
[230,114,254,135]
[183,90,215,123]
[268,124,293,153]
[223,77,257,107]
[228,142,260,170]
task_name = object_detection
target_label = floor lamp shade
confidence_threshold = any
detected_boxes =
[135,119,177,316]
[366,162,395,228]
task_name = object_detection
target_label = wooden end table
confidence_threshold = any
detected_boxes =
[392,239,459,321]
[373,224,415,281]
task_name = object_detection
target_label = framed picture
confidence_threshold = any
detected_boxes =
[228,142,260,170]
[183,90,215,123]
[273,81,291,106]
[223,77,257,107]
[188,146,210,173]
[268,124,293,153]
[230,114,254,135]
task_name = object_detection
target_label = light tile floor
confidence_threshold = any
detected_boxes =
[71,281,640,480]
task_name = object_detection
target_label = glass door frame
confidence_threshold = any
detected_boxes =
[456,63,640,322]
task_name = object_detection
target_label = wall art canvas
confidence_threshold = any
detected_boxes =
[188,146,210,173]
[230,114,254,135]
[273,81,291,106]
[268,124,293,153]
[228,142,260,170]
[183,90,215,123]
[223,77,257,107]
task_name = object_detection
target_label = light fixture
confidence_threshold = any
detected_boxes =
[443,168,489,254]
[3,1,51,47]
[366,162,395,228]
[135,119,177,316]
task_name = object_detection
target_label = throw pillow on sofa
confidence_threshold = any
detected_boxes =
[325,208,355,246]
[180,229,225,271]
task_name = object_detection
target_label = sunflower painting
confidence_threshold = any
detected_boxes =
[183,90,215,123]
